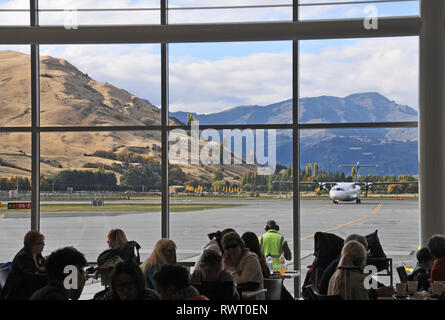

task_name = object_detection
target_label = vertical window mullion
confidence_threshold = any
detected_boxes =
[293,0,301,298]
[30,0,40,231]
[161,0,169,238]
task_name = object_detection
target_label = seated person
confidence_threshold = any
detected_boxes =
[194,228,235,272]
[97,229,141,266]
[191,249,239,300]
[409,247,433,291]
[427,234,445,282]
[101,260,160,300]
[140,238,177,290]
[319,234,369,295]
[30,247,87,300]
[153,264,208,300]
[96,228,141,287]
[241,231,270,279]
[328,240,394,300]
[222,231,265,300]
[328,240,369,300]
[2,230,47,300]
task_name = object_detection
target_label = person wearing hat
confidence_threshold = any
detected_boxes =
[259,220,292,271]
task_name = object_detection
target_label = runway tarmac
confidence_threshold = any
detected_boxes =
[0,198,420,294]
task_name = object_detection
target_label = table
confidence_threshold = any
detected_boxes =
[377,291,440,300]
[241,288,268,299]
[269,270,300,279]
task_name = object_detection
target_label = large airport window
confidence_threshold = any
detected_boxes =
[39,131,162,262]
[169,41,292,125]
[0,0,29,26]
[299,37,418,124]
[0,47,31,127]
[298,0,419,20]
[39,44,162,127]
[299,127,419,285]
[0,133,31,263]
[38,0,160,26]
[168,127,294,286]
[168,1,292,24]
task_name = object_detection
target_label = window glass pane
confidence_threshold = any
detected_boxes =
[0,0,29,25]
[0,46,31,127]
[299,0,419,20]
[169,128,294,289]
[39,0,160,25]
[0,132,31,262]
[39,44,162,127]
[300,127,419,286]
[40,131,162,262]
[169,0,292,23]
[169,41,292,125]
[299,37,418,124]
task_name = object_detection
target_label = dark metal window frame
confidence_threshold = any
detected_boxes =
[0,0,420,297]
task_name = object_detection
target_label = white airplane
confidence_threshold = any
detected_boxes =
[312,162,418,204]
[276,162,418,204]
[327,163,377,204]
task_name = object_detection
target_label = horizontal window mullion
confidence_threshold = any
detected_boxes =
[298,121,418,129]
[37,125,163,132]
[0,17,420,45]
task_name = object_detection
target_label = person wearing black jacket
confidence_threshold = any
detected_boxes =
[1,230,48,300]
[30,246,87,300]
[408,247,434,291]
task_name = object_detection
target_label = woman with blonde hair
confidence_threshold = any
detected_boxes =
[327,240,368,300]
[141,239,177,290]
[97,229,141,267]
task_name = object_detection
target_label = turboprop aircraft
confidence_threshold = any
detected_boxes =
[275,162,418,204]
[307,162,418,204]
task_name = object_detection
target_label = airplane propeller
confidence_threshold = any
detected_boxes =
[315,182,329,195]
[364,182,374,197]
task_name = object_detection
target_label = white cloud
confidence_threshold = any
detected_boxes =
[169,51,292,113]
[40,44,161,105]
[300,37,419,109]
[1,36,418,114]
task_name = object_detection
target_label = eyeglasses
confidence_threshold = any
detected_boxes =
[224,243,238,251]
[116,281,136,291]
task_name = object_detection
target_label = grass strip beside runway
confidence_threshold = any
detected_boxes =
[1,203,244,213]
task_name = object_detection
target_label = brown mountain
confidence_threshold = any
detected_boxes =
[0,50,256,184]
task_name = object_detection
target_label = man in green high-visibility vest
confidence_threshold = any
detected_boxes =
[259,220,292,271]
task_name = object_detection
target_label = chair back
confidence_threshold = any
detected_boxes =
[303,284,318,300]
[195,281,236,300]
[308,283,343,300]
[263,278,283,300]
[396,266,408,283]
[0,263,12,291]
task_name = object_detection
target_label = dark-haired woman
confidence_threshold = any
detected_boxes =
[1,230,47,300]
[241,231,270,279]
[222,232,265,300]
[101,260,160,300]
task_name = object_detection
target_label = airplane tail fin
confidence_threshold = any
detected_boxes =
[340,162,377,183]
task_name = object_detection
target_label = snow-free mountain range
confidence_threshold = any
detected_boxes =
[0,50,418,180]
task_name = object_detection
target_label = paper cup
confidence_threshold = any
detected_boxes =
[396,283,407,297]
[407,281,418,294]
